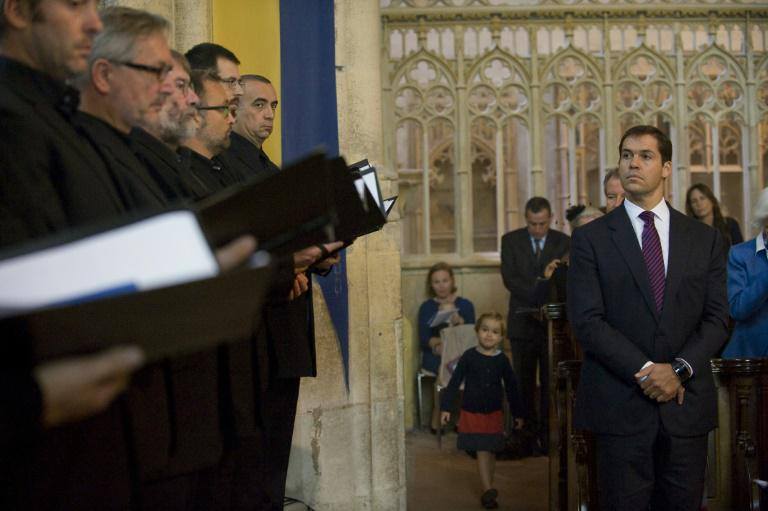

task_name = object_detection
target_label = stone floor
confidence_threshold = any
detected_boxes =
[407,429,549,511]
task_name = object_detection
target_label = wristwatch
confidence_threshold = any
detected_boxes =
[672,359,692,383]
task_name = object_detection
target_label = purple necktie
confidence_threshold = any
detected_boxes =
[640,211,665,313]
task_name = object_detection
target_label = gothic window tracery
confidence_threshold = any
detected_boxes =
[383,2,768,258]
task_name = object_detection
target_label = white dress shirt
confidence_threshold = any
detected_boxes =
[623,197,693,377]
[623,197,670,275]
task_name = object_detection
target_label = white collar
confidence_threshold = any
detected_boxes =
[623,196,669,223]
[756,231,766,254]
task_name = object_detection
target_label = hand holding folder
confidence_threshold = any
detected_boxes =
[35,345,145,427]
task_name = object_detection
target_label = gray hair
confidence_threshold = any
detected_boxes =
[90,7,169,65]
[570,206,604,229]
[752,187,768,229]
[603,167,620,188]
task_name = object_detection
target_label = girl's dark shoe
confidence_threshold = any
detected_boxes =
[480,489,498,509]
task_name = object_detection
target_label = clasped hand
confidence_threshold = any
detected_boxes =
[634,363,685,405]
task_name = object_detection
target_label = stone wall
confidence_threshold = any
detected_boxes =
[285,1,406,508]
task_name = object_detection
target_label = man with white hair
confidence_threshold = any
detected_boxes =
[721,187,768,358]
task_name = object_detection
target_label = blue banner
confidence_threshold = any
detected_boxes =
[280,0,350,389]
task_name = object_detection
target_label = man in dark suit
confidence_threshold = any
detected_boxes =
[131,50,206,200]
[75,6,173,213]
[567,125,729,510]
[0,2,159,507]
[217,74,281,181]
[501,197,570,450]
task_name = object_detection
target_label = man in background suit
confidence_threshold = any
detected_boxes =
[501,196,570,450]
[567,125,729,510]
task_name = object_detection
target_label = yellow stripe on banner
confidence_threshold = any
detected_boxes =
[212,0,282,165]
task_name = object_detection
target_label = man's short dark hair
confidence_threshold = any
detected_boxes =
[525,197,551,215]
[603,167,620,188]
[185,42,240,71]
[618,125,672,164]
[241,74,271,85]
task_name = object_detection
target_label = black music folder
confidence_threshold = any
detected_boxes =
[1,264,272,363]
[330,157,387,242]
[196,152,338,254]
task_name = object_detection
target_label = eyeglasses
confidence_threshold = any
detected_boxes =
[196,104,236,116]
[111,60,173,81]
[174,79,191,95]
[219,77,245,89]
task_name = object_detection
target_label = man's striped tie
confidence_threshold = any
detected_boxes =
[640,210,665,313]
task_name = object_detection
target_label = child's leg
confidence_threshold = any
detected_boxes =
[477,451,496,491]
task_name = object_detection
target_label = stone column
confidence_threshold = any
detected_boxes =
[285,1,406,509]
[173,0,212,52]
[101,0,210,52]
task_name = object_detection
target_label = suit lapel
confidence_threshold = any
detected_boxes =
[609,207,660,322]
[662,208,691,321]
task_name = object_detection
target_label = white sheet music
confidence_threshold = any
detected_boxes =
[0,210,218,311]
[429,308,458,327]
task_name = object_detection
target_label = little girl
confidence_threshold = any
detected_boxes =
[440,312,524,510]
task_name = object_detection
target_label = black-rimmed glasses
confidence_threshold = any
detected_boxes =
[196,104,236,116]
[111,60,173,81]
[174,79,191,95]
[219,77,245,89]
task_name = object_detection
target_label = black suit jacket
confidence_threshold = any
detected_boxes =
[567,205,729,436]
[216,132,280,184]
[0,58,126,247]
[0,58,137,508]
[501,227,570,339]
[129,127,198,202]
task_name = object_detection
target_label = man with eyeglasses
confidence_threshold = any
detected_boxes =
[179,69,241,193]
[131,50,207,200]
[75,6,173,211]
[185,42,245,105]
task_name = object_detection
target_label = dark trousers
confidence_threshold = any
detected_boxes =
[595,420,707,511]
[255,376,301,511]
[510,336,548,449]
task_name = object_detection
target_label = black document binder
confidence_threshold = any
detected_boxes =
[1,264,273,363]
[196,153,337,254]
[329,157,387,242]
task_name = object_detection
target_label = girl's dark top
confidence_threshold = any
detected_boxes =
[440,347,524,417]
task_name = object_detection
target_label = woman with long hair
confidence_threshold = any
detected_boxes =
[685,183,743,247]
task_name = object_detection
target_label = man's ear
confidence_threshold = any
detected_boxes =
[662,160,672,179]
[3,0,34,30]
[90,58,112,94]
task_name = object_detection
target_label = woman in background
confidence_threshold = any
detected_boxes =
[418,262,475,431]
[686,183,743,248]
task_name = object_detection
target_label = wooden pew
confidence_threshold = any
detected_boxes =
[711,358,768,511]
